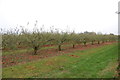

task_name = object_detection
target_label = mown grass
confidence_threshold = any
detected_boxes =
[2,43,118,78]
[2,41,101,56]
[2,41,99,56]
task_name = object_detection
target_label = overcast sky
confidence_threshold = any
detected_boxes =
[0,0,119,34]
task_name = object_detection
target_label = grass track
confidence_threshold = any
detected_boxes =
[2,43,118,78]
[2,44,73,56]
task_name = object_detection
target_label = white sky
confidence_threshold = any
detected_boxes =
[0,0,119,34]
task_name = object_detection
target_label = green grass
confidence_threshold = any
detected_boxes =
[2,43,118,78]
[3,48,32,56]
[2,46,55,56]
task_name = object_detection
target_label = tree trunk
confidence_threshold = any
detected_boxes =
[58,45,61,51]
[98,41,100,44]
[17,42,21,45]
[33,46,38,55]
[91,41,94,45]
[73,44,75,48]
[84,42,86,46]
